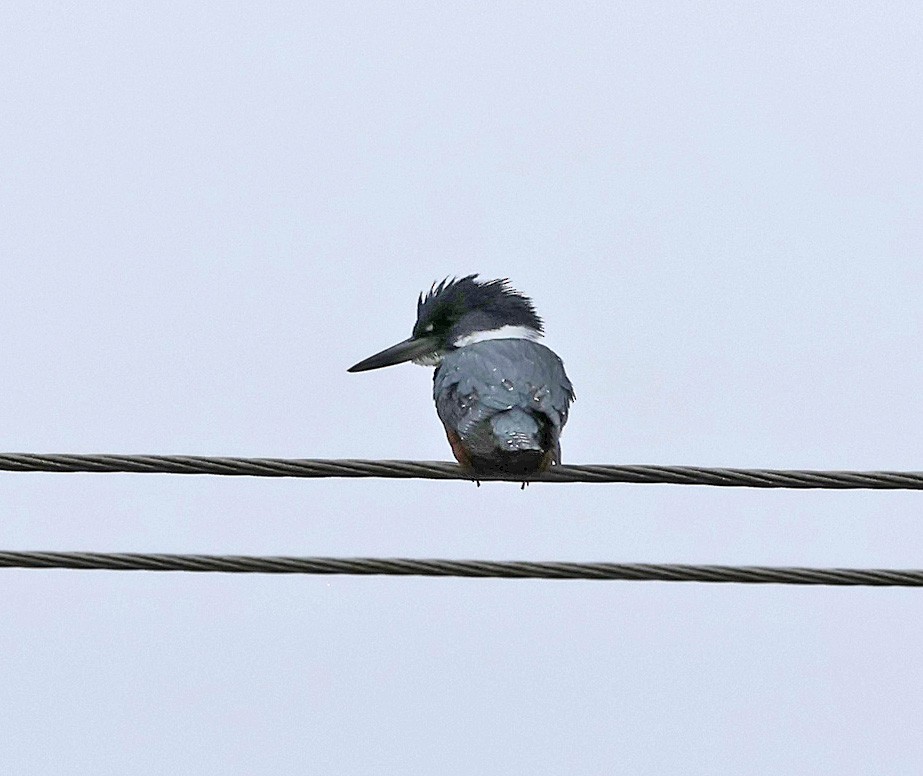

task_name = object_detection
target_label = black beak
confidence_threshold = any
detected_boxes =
[347,336,439,373]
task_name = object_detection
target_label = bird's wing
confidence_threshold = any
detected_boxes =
[433,340,574,441]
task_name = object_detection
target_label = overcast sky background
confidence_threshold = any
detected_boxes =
[2,2,922,773]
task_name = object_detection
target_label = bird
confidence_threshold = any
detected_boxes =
[348,275,574,480]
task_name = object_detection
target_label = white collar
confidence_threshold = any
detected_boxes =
[452,325,542,348]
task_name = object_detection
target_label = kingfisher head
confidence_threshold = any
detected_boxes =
[348,275,544,373]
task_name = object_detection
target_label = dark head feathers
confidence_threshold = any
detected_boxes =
[413,275,544,339]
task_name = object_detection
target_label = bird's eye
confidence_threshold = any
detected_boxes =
[424,323,434,333]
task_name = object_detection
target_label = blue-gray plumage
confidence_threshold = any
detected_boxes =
[434,339,574,475]
[348,275,575,479]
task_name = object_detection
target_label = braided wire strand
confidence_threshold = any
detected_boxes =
[0,551,921,585]
[1,453,923,488]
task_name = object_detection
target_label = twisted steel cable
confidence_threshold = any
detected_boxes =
[1,453,923,488]
[0,551,921,585]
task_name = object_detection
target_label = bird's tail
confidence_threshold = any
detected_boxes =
[489,408,544,453]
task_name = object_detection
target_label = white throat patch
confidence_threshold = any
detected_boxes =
[452,325,542,348]
[412,351,443,367]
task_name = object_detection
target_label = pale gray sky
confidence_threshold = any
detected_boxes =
[2,2,922,773]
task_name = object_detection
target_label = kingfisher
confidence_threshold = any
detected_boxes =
[348,275,574,479]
